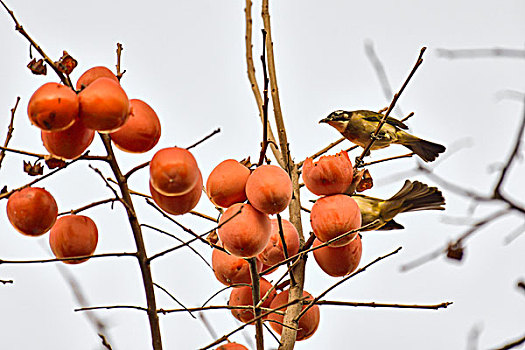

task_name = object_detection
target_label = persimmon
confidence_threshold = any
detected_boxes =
[49,215,98,264]
[149,170,202,215]
[258,218,300,266]
[302,150,353,195]
[27,82,78,131]
[229,277,276,323]
[76,66,119,90]
[215,343,248,350]
[6,187,58,237]
[268,289,320,341]
[41,117,95,159]
[217,203,271,258]
[313,235,362,277]
[110,99,161,153]
[78,77,129,132]
[212,247,262,286]
[245,164,292,215]
[310,194,362,247]
[150,147,200,196]
[206,159,250,208]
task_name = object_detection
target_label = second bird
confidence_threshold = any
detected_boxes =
[320,110,446,162]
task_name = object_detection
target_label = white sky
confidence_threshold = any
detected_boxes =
[1,1,524,349]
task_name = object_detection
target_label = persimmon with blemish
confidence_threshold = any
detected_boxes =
[6,187,58,237]
[310,194,362,247]
[41,118,95,159]
[245,164,292,215]
[49,215,98,264]
[206,159,250,208]
[217,203,271,258]
[27,82,78,131]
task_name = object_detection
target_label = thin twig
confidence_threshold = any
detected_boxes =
[153,282,196,319]
[0,252,136,265]
[437,48,525,59]
[186,128,221,150]
[58,198,118,216]
[257,29,270,166]
[0,97,20,169]
[248,257,265,350]
[316,300,452,310]
[115,43,126,80]
[362,152,414,167]
[490,332,525,350]
[296,137,346,168]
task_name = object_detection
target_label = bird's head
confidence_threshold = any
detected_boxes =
[319,110,351,133]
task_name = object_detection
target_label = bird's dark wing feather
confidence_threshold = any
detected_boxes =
[357,110,409,130]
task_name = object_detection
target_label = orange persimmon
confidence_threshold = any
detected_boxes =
[313,235,362,277]
[76,66,119,90]
[229,277,276,323]
[245,164,292,215]
[49,215,98,264]
[206,159,250,208]
[27,82,78,131]
[149,170,203,215]
[212,247,262,286]
[41,118,95,159]
[258,218,300,266]
[302,150,353,195]
[150,147,200,196]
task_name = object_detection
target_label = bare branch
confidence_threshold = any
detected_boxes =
[437,47,525,59]
[0,96,20,169]
[316,300,452,310]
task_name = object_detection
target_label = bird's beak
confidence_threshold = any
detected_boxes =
[319,117,329,124]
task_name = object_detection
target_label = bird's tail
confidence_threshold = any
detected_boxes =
[382,180,445,221]
[399,132,446,162]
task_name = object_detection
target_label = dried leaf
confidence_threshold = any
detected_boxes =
[23,160,43,176]
[206,230,219,245]
[446,242,464,261]
[239,156,253,169]
[55,51,77,75]
[27,58,47,75]
[356,169,373,192]
[45,156,66,169]
[1,186,7,194]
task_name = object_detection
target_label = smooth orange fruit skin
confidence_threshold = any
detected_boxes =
[245,165,292,215]
[212,247,262,286]
[313,235,362,277]
[229,277,276,323]
[218,203,271,258]
[258,218,300,266]
[149,170,203,215]
[206,159,250,208]
[150,147,200,196]
[41,117,95,159]
[49,215,98,264]
[268,289,320,341]
[76,66,119,90]
[27,82,78,132]
[78,77,130,132]
[110,99,161,153]
[302,150,353,195]
[215,343,249,350]
[6,187,58,237]
[310,194,362,247]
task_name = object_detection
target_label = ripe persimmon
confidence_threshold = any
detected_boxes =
[268,289,320,341]
[258,218,300,266]
[6,187,58,237]
[245,164,292,215]
[313,235,362,277]
[49,215,98,264]
[302,150,353,195]
[212,247,262,286]
[27,82,78,131]
[41,117,95,159]
[78,77,129,132]
[206,159,250,208]
[76,66,119,90]
[149,170,203,215]
[218,203,271,258]
[310,194,362,247]
[150,147,200,196]
[110,99,161,153]
[229,277,276,323]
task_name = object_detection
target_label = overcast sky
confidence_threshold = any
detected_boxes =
[1,1,524,349]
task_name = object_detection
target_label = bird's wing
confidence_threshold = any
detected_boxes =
[377,220,405,231]
[357,110,409,130]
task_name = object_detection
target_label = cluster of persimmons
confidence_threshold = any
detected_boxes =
[6,65,367,348]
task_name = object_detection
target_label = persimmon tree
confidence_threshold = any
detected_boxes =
[1,1,523,350]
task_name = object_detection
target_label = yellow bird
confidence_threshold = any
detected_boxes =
[352,180,445,231]
[320,110,446,162]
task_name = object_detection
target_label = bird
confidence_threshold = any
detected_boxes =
[319,110,446,162]
[352,179,445,231]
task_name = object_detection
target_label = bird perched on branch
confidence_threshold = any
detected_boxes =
[352,180,445,231]
[320,110,446,162]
